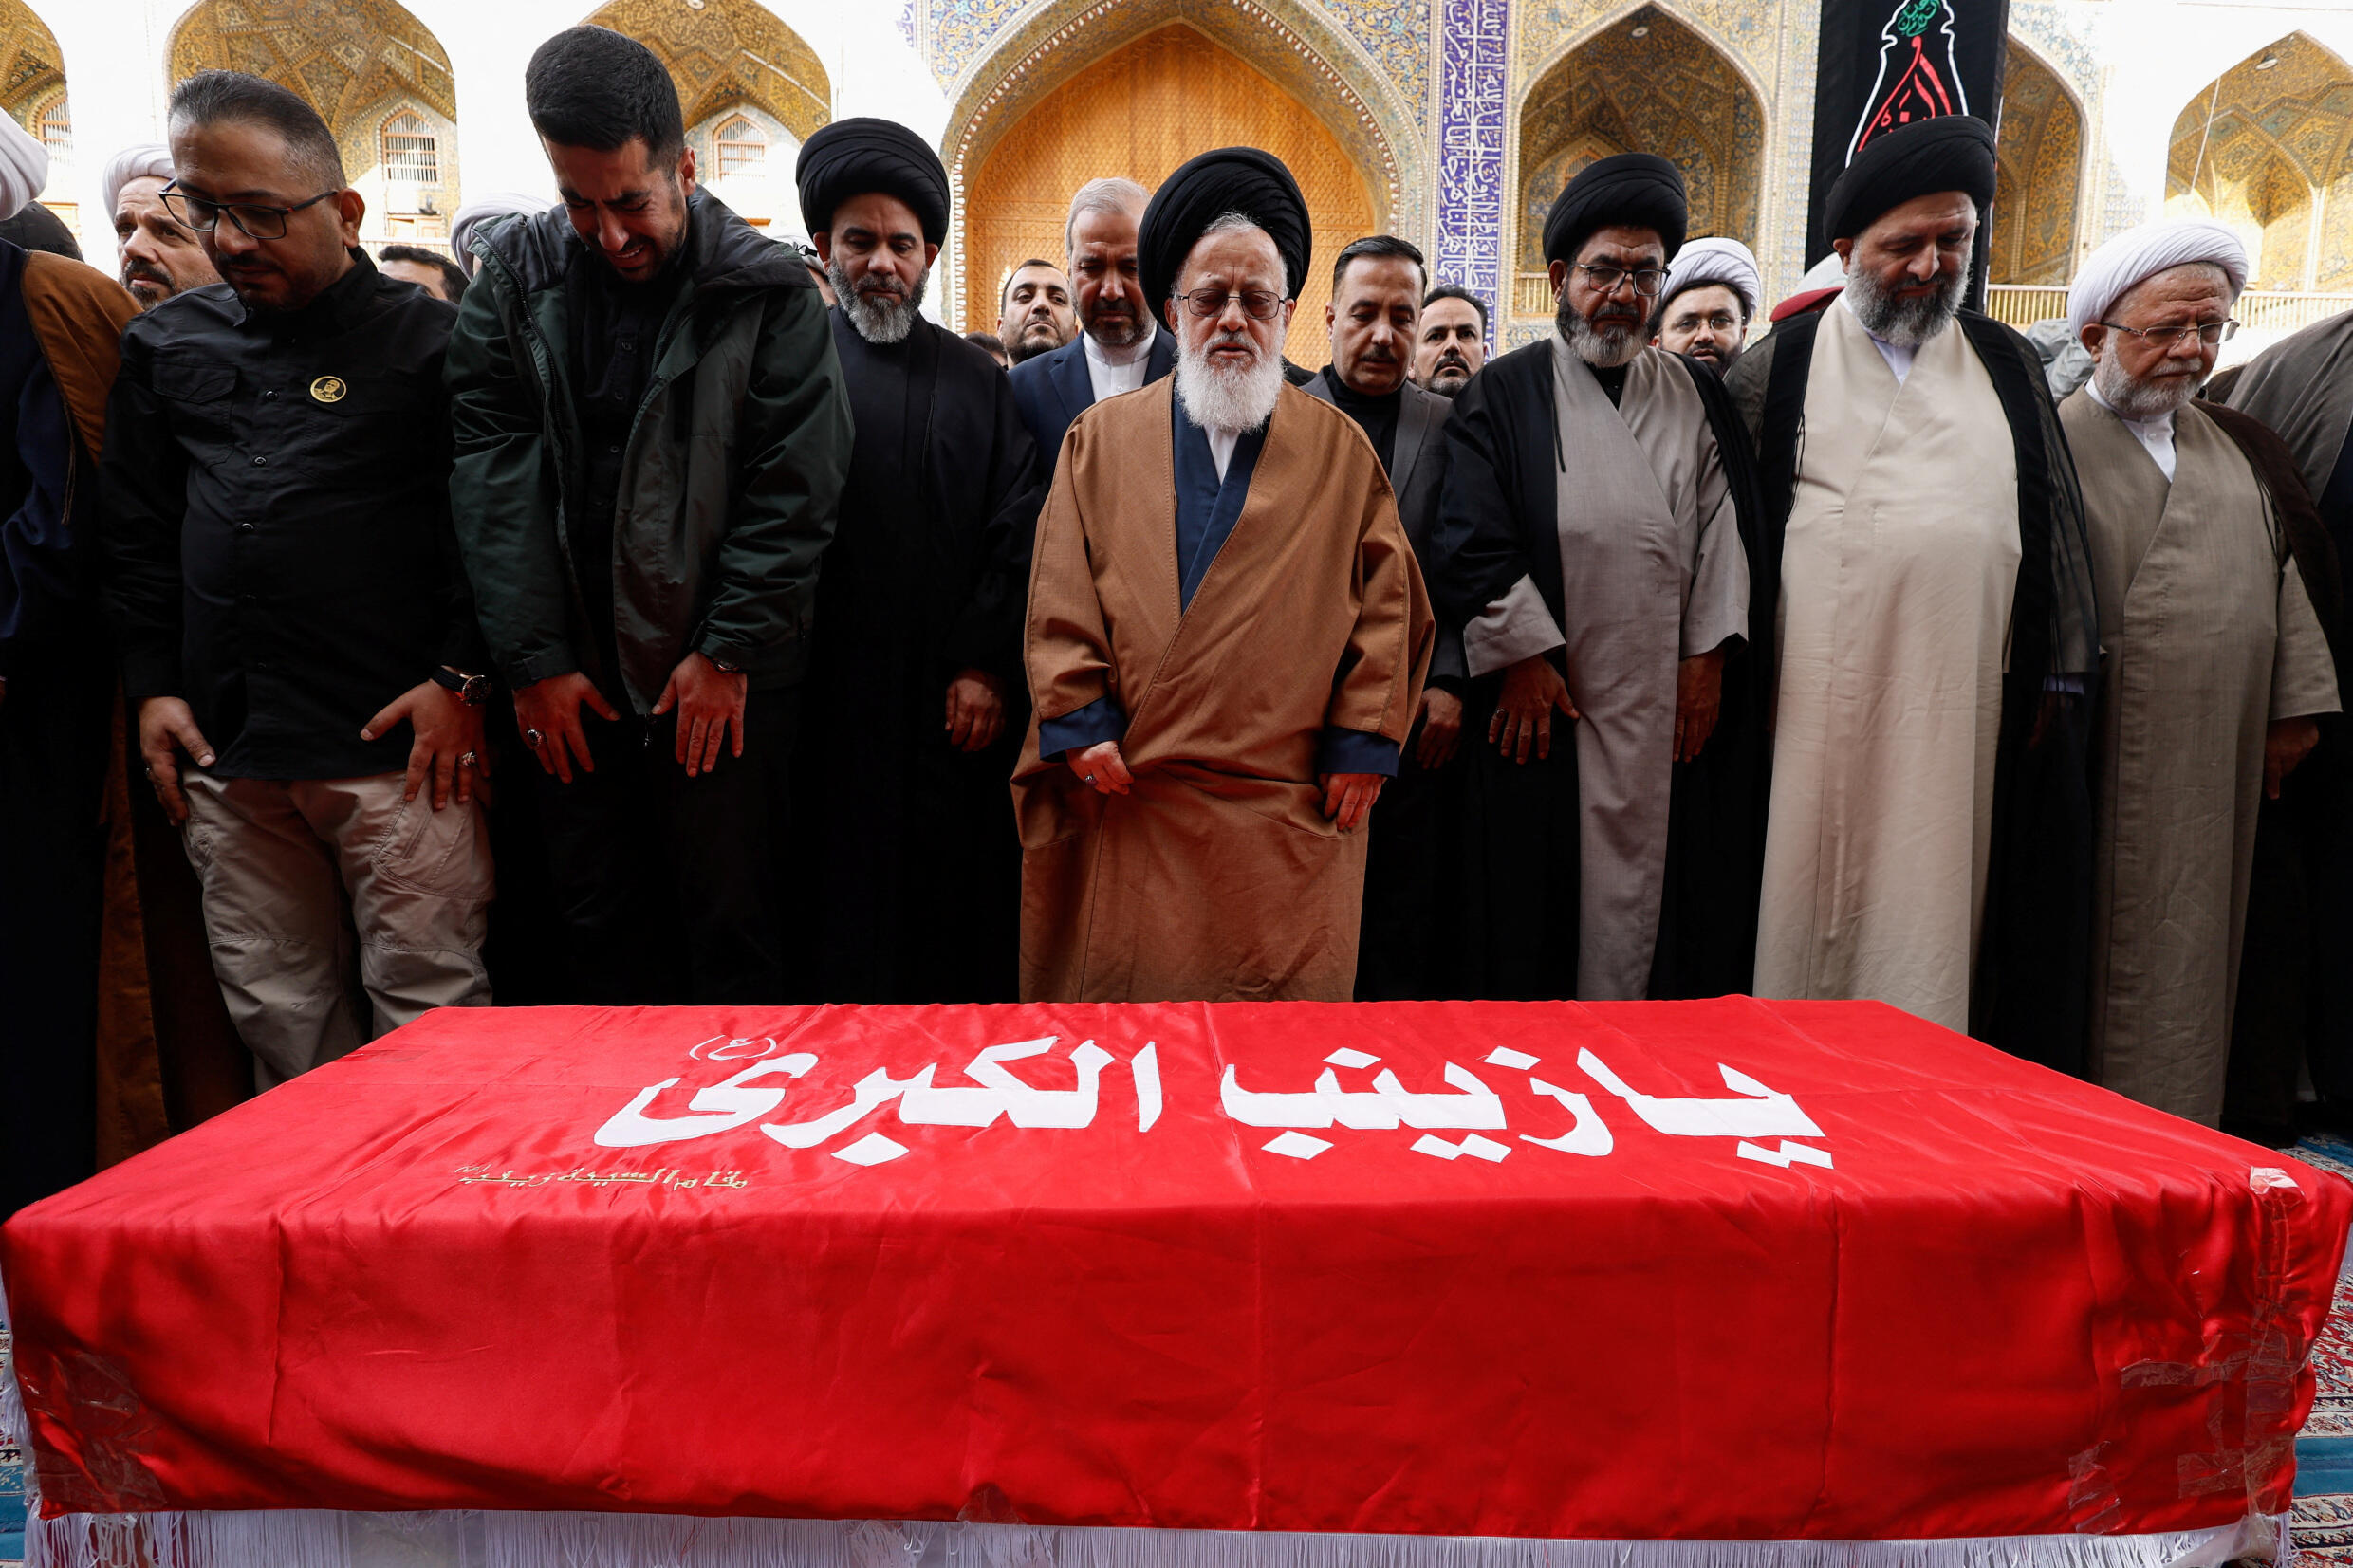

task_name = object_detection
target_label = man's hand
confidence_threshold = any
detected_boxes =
[1415,687,1464,770]
[1673,648,1726,763]
[945,669,1008,753]
[2267,715,2321,800]
[1070,739,1132,795]
[137,695,215,826]
[653,653,750,778]
[513,671,619,784]
[362,680,490,809]
[1490,654,1578,764]
[1320,771,1384,832]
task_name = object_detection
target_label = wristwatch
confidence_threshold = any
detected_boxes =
[705,651,746,675]
[432,666,492,707]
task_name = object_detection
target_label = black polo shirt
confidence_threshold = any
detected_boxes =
[102,249,484,781]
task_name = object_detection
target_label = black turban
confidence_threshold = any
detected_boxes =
[1823,114,1997,245]
[1542,153,1687,267]
[795,117,950,246]
[1138,147,1312,322]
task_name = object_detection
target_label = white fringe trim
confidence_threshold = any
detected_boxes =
[11,1509,2288,1568]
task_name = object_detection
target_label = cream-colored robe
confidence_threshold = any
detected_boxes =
[1463,342,1748,997]
[1752,305,2021,1030]
[1013,380,1434,1003]
[2063,392,2341,1126]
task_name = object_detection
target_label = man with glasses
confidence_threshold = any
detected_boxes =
[1013,148,1433,1003]
[1428,155,1760,1002]
[102,70,494,1090]
[1651,235,1758,375]
[1008,177,1176,482]
[2056,219,2340,1127]
[1724,115,2097,1062]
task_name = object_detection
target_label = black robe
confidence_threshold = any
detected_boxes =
[1723,307,2100,1073]
[786,312,1044,1002]
[1427,340,1769,1000]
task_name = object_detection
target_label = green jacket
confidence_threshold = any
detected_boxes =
[446,192,849,711]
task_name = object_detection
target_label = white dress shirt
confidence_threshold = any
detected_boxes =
[2084,377,2179,482]
[1084,322,1159,403]
[1205,425,1240,481]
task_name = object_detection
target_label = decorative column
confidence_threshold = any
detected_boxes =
[1434,0,1510,345]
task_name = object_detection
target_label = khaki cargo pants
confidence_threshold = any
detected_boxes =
[180,771,493,1089]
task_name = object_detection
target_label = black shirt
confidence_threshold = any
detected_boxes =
[567,243,686,692]
[1318,361,1400,470]
[102,250,481,781]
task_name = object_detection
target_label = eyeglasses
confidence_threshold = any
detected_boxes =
[1178,287,1284,321]
[1575,263,1669,297]
[160,182,341,240]
[2098,318,2239,349]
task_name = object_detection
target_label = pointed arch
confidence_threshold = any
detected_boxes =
[1990,36,2084,285]
[579,0,831,145]
[955,20,1380,361]
[167,0,462,244]
[0,0,66,208]
[1513,3,1767,276]
[2168,32,2353,291]
[942,0,1418,327]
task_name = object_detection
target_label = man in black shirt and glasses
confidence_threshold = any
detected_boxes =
[102,71,494,1090]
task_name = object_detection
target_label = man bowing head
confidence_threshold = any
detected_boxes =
[1013,148,1435,1003]
[1430,154,1760,1003]
[1724,115,2099,1062]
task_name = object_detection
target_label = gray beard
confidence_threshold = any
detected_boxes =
[1843,261,1968,350]
[2091,349,2198,422]
[1557,294,1648,368]
[1174,338,1282,433]
[830,255,927,345]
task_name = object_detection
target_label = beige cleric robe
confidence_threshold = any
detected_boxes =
[2062,392,2341,1126]
[1464,342,1748,997]
[1752,304,2021,1031]
[1013,379,1435,1002]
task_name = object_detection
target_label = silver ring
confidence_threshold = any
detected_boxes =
[524,729,545,747]
[458,751,479,769]
[1082,774,1095,784]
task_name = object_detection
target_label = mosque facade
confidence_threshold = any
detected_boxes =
[10,0,2352,358]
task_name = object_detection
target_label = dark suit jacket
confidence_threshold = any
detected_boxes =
[1302,371,1464,687]
[1008,326,1178,483]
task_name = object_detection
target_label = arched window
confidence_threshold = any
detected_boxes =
[381,110,438,185]
[713,114,766,179]
[33,98,69,159]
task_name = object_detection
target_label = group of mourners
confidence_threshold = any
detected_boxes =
[6,20,2353,1219]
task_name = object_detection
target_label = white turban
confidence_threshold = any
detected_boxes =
[0,112,49,223]
[1663,235,1762,319]
[450,192,555,276]
[2066,219,2248,341]
[103,143,176,219]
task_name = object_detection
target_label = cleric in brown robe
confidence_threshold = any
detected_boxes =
[1012,148,1435,1003]
[2062,220,2340,1128]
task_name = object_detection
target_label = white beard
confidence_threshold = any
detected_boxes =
[1174,336,1283,433]
[2091,348,2198,422]
[1843,258,1968,350]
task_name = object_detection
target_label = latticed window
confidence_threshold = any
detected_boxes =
[33,98,68,158]
[381,111,437,184]
[713,115,766,179]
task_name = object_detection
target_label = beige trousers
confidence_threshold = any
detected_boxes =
[180,771,493,1089]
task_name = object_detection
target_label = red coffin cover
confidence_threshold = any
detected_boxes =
[4,998,2344,1540]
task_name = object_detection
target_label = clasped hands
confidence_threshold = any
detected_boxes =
[513,652,746,783]
[1487,647,1724,764]
[1067,740,1385,832]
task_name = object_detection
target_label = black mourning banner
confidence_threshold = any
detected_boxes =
[1805,0,2012,296]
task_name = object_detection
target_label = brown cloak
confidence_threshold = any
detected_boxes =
[1013,379,1433,1002]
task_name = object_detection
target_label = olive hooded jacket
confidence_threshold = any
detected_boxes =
[446,191,850,712]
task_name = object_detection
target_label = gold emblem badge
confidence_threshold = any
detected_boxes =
[309,376,347,403]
